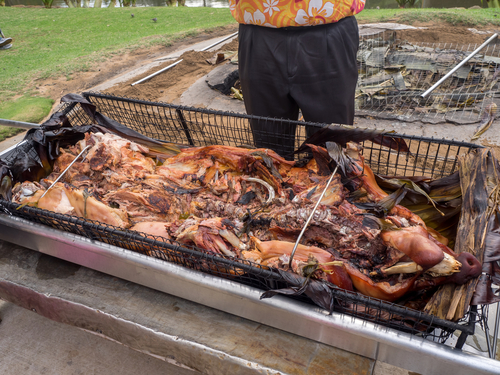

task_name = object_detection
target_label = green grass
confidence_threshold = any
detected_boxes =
[0,96,55,141]
[0,96,54,123]
[0,127,25,142]
[356,8,500,26]
[0,7,237,101]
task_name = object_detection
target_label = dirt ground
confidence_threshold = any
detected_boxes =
[392,22,496,45]
[35,24,240,111]
[33,21,499,110]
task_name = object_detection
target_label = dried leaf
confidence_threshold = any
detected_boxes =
[0,164,12,201]
[483,212,500,263]
[371,135,410,153]
[471,272,500,305]
[309,143,333,176]
[326,142,353,176]
[471,103,497,141]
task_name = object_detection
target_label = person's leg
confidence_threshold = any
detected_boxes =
[289,17,359,133]
[238,24,300,159]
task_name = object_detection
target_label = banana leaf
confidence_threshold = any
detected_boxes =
[425,171,462,203]
[251,151,283,180]
[424,148,500,320]
[309,144,333,176]
[260,269,334,313]
[472,211,500,305]
[352,186,408,218]
[325,142,352,176]
[374,171,463,248]
[471,103,497,141]
[483,211,500,263]
[0,162,12,201]
[376,176,447,215]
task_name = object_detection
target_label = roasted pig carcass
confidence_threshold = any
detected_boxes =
[244,238,354,291]
[9,130,482,305]
[169,217,247,258]
[12,181,129,228]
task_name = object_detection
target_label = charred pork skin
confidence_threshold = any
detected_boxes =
[10,131,481,304]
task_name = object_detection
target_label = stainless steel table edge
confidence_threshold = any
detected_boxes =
[0,214,498,375]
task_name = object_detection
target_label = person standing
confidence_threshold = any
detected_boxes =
[230,0,364,158]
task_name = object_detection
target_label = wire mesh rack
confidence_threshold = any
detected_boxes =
[69,91,481,179]
[0,199,479,344]
[357,30,500,124]
[0,92,486,346]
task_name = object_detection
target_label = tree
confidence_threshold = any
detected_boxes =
[485,0,500,7]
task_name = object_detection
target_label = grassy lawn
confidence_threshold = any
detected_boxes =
[0,96,54,141]
[0,127,25,142]
[0,7,236,102]
[357,8,500,26]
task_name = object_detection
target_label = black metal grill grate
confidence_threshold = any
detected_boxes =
[67,92,481,179]
[0,92,485,345]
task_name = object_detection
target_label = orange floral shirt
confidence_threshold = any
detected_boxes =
[230,0,365,28]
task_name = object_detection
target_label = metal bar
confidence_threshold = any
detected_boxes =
[486,320,494,359]
[131,32,238,86]
[420,33,498,99]
[289,165,339,267]
[131,59,183,86]
[199,31,238,52]
[0,214,498,375]
[39,145,91,199]
[175,109,195,146]
[0,118,40,129]
[491,302,500,358]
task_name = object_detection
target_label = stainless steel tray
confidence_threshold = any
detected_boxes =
[0,213,498,375]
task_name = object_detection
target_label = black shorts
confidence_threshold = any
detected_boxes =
[238,17,359,158]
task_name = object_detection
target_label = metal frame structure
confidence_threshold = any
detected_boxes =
[0,214,498,375]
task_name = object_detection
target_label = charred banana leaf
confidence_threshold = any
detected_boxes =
[424,148,500,320]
